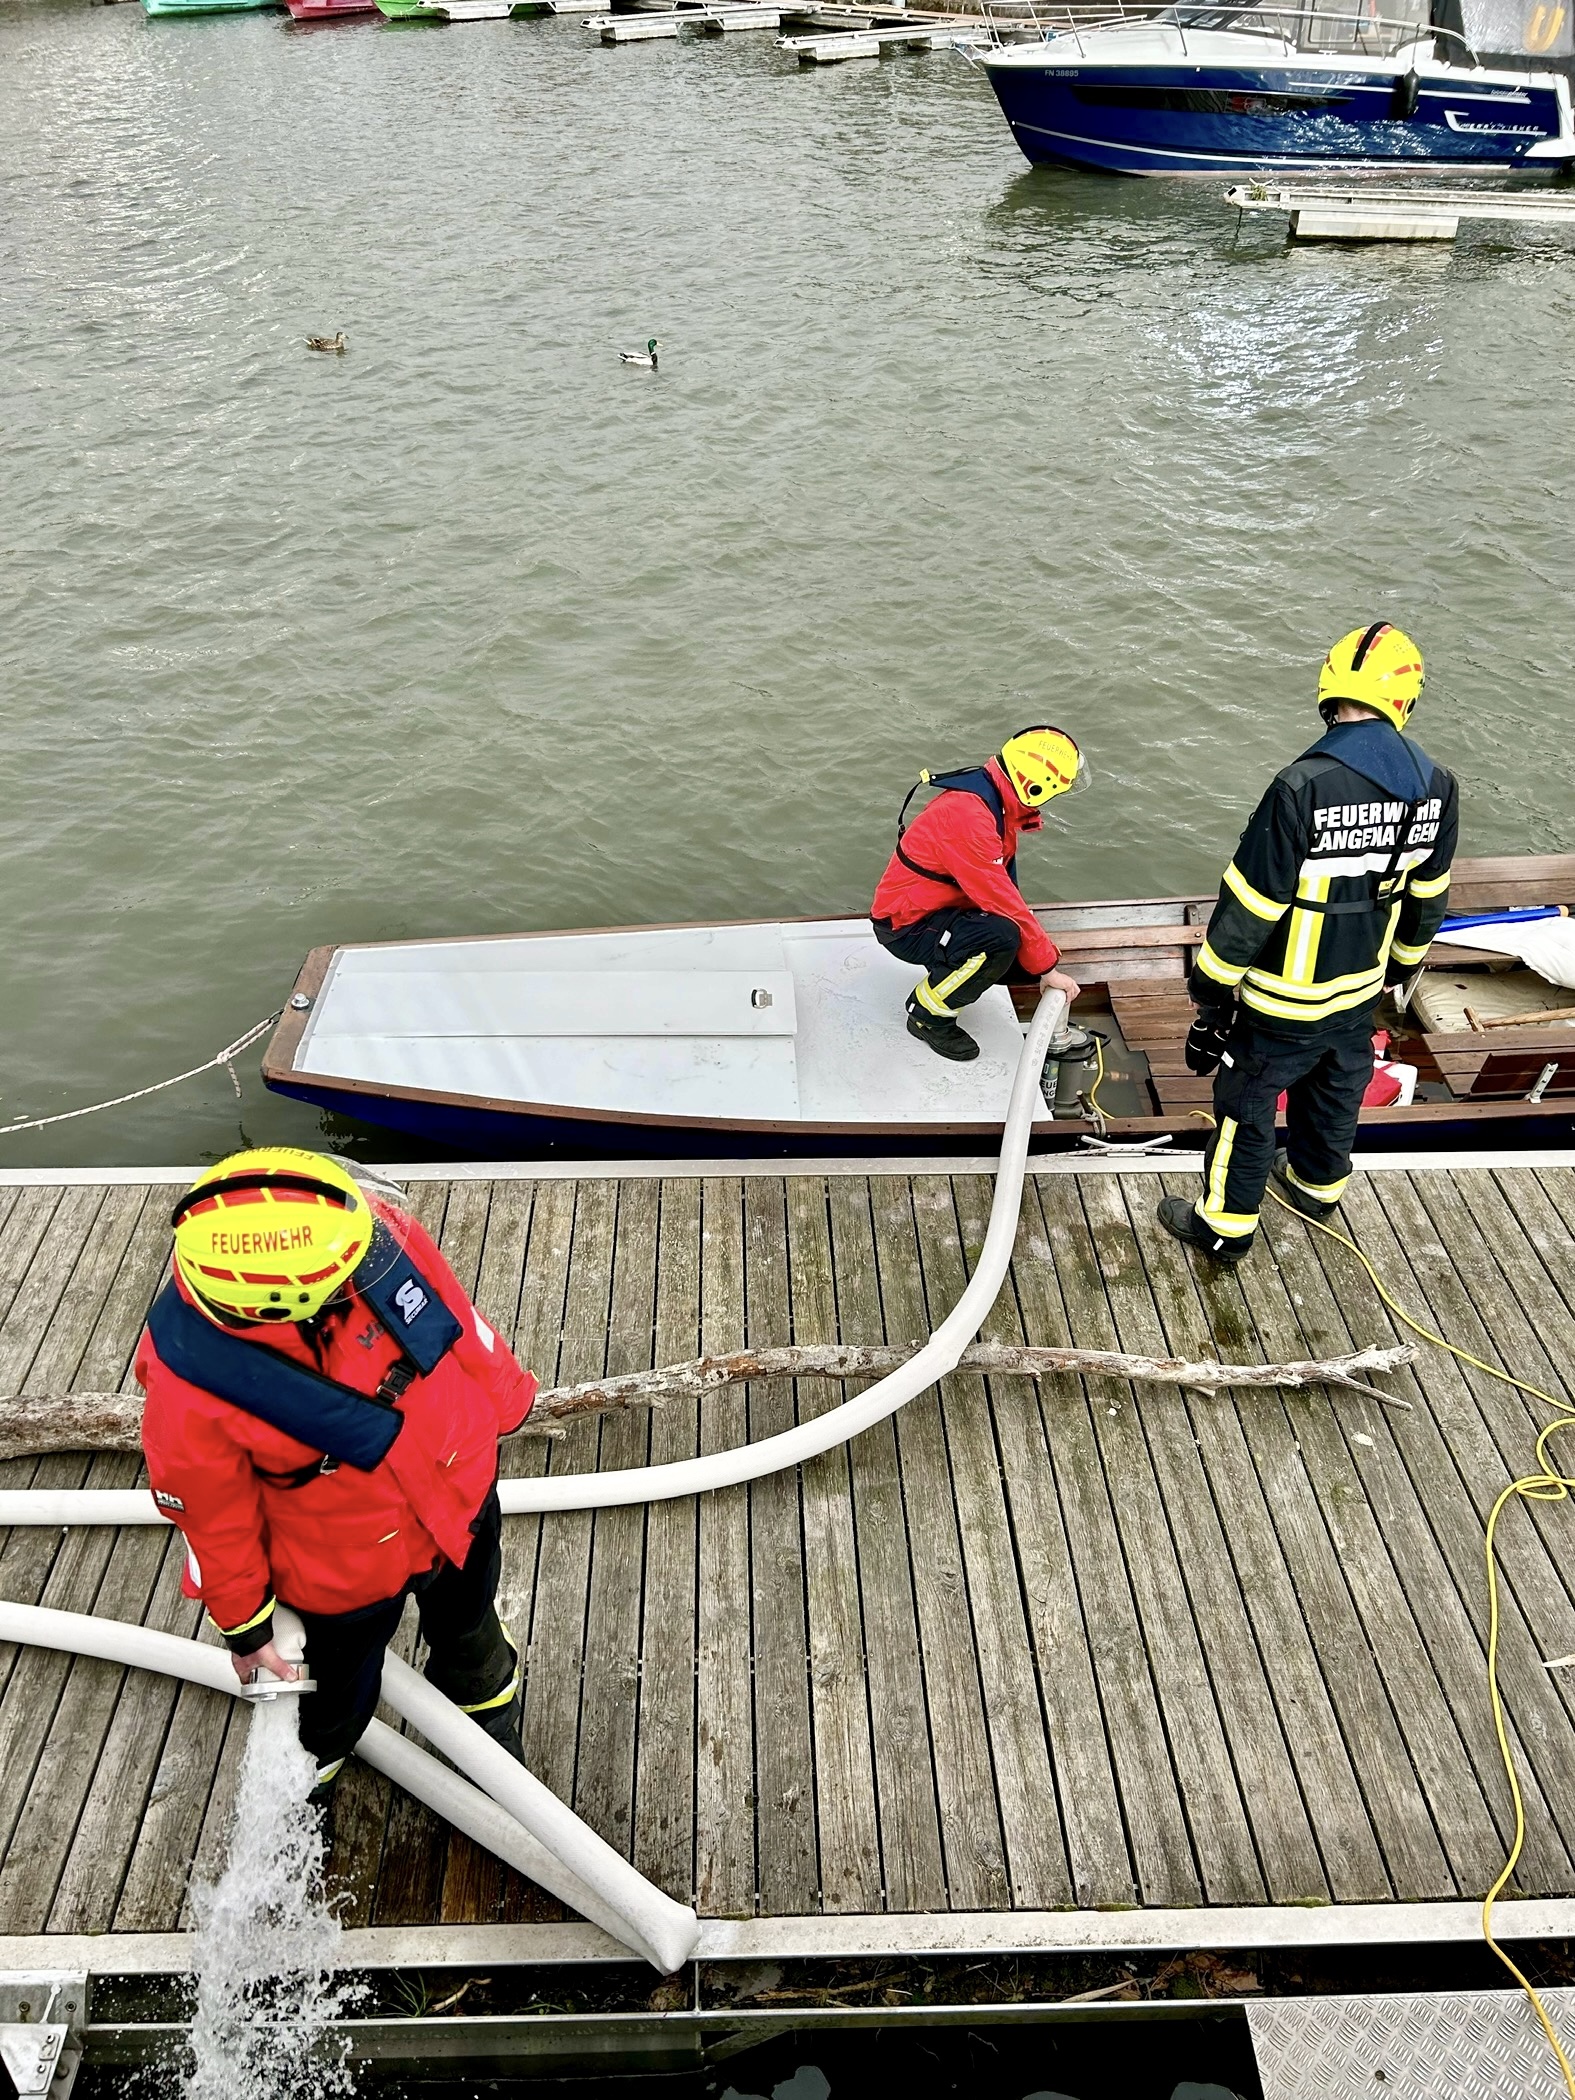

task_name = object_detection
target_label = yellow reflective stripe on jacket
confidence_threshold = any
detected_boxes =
[1196,938,1248,988]
[214,1595,277,1640]
[1409,867,1452,899]
[915,950,989,1017]
[1240,974,1385,1025]
[1388,935,1432,967]
[1282,871,1331,987]
[1223,861,1289,923]
[1245,955,1387,1002]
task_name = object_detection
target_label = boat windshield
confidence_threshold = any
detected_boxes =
[1155,0,1430,51]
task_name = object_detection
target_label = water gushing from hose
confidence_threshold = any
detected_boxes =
[182,1697,356,2100]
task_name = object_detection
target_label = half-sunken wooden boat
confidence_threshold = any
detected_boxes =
[260,852,1575,1156]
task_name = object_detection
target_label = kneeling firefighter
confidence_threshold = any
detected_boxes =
[1160,623,1458,1264]
[137,1147,537,1811]
[871,726,1087,1061]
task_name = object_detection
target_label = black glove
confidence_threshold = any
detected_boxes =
[1185,1009,1234,1076]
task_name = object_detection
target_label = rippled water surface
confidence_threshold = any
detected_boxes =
[4,0,1574,1162]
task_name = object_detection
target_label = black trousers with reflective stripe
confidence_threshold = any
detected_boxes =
[873,908,1023,1015]
[1198,1016,1375,1241]
[291,1486,516,1773]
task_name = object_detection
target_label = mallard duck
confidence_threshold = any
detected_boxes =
[619,338,660,369]
[307,332,348,354]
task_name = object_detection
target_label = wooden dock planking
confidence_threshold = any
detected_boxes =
[1081,1173,1325,1905]
[784,1177,881,1915]
[7,1161,1575,1946]
[695,1178,754,1916]
[630,1178,700,1905]
[1328,1175,1575,1891]
[824,1177,946,1914]
[985,1177,1133,1908]
[1126,1183,1393,1904]
[744,1174,817,1915]
[574,1178,659,1882]
[870,1175,1011,1910]
[929,1175,1069,1909]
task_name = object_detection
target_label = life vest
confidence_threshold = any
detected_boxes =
[895,766,1021,893]
[145,1219,463,1476]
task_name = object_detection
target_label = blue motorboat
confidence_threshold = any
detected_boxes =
[974,0,1575,174]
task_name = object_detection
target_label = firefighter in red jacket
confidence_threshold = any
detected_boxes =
[137,1147,537,1807]
[872,726,1086,1061]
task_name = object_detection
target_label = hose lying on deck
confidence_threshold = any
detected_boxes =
[0,1600,699,1976]
[0,989,1069,1529]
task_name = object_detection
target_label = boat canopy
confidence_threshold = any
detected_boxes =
[1157,0,1431,53]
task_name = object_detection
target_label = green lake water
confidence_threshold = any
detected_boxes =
[3,0,1574,1163]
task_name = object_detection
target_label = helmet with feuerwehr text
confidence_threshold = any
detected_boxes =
[171,1146,372,1326]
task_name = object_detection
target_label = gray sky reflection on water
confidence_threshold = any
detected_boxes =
[1,0,1572,1161]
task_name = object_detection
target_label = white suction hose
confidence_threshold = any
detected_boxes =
[0,1599,698,1973]
[0,989,1066,1530]
[377,1651,696,1972]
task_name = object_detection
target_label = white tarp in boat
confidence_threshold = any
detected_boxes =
[1432,916,1575,991]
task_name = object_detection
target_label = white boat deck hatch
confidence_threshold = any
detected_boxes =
[302,967,797,1044]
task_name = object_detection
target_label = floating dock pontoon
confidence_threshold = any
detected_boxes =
[1227,180,1575,241]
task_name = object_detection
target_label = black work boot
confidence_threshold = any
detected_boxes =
[1271,1150,1339,1223]
[1156,1194,1253,1266]
[468,1686,525,1764]
[305,1770,341,1854]
[906,997,980,1062]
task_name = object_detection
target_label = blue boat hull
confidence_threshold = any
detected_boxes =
[268,1073,1575,1161]
[984,60,1570,173]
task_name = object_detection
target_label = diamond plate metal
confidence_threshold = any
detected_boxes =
[1249,1988,1575,2100]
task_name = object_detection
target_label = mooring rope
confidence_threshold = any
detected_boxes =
[0,1012,282,1137]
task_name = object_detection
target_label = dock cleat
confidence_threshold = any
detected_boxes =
[906,999,980,1062]
[1271,1150,1340,1222]
[1156,1194,1253,1265]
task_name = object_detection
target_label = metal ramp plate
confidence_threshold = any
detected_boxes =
[1249,1988,1575,2100]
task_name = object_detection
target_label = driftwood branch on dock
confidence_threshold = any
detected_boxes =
[0,1341,1415,1460]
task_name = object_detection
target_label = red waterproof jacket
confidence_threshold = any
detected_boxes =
[137,1198,535,1646]
[871,757,1060,978]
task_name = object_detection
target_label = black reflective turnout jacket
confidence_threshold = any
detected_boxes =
[1191,719,1459,1036]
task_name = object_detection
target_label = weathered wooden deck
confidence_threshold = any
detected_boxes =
[5,1156,1575,1953]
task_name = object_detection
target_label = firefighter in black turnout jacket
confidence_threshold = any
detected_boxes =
[1159,624,1458,1263]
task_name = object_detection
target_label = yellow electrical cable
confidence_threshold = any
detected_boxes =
[1182,1102,1575,2088]
[1261,1186,1575,2098]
